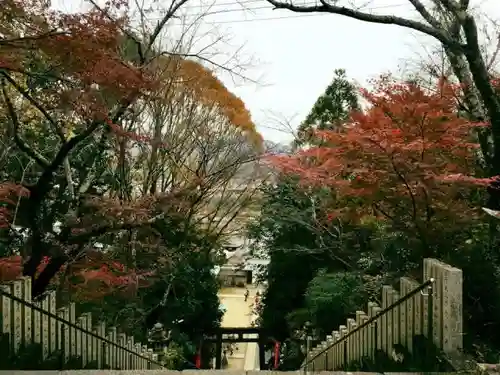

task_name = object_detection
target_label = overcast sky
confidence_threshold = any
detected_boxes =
[61,0,499,144]
[183,0,498,144]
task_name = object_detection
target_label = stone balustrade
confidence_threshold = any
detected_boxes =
[0,277,161,370]
[303,258,463,371]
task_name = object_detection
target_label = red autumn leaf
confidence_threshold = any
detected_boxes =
[270,75,494,225]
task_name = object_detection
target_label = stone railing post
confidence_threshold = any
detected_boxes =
[424,258,463,353]
[0,283,13,355]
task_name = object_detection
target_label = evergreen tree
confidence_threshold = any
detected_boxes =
[295,69,359,147]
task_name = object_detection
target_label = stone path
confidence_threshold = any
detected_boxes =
[218,287,260,371]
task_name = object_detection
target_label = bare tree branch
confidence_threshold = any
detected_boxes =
[266,0,462,48]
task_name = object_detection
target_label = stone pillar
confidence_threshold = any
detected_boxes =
[127,339,133,369]
[401,277,421,353]
[69,303,76,358]
[76,316,85,362]
[423,258,463,353]
[399,278,408,349]
[32,291,41,346]
[356,310,368,360]
[392,290,400,346]
[339,324,347,368]
[360,313,369,358]
[41,295,50,359]
[142,345,148,369]
[57,306,70,363]
[96,322,106,368]
[367,302,377,359]
[320,340,328,370]
[10,280,23,353]
[106,330,113,368]
[134,343,142,369]
[332,331,340,369]
[110,327,118,369]
[346,318,356,364]
[372,305,382,353]
[91,328,98,364]
[381,285,391,353]
[83,313,93,365]
[118,333,127,369]
[325,335,333,370]
[0,283,13,355]
[21,277,32,348]
[47,291,57,356]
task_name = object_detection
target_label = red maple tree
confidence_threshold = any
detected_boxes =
[0,0,243,299]
[271,76,494,233]
[0,0,263,299]
[0,252,153,300]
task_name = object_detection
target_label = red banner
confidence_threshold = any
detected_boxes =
[274,341,280,369]
[195,349,201,368]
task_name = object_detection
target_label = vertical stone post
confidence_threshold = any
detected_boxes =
[76,316,85,362]
[325,335,333,370]
[118,333,127,369]
[142,345,149,369]
[134,343,142,369]
[392,290,400,346]
[320,340,328,370]
[381,285,391,353]
[372,305,382,353]
[313,347,320,371]
[423,258,463,353]
[354,311,363,361]
[0,283,13,355]
[96,321,106,368]
[69,303,76,358]
[57,306,70,363]
[21,277,32,348]
[109,327,117,369]
[91,327,98,364]
[367,302,377,359]
[424,258,441,345]
[346,318,356,364]
[127,336,134,370]
[399,278,408,349]
[360,313,369,358]
[11,280,23,353]
[401,277,421,353]
[41,295,50,359]
[32,291,41,346]
[47,291,57,356]
[339,325,347,368]
[332,331,340,369]
[105,329,113,368]
[84,313,93,366]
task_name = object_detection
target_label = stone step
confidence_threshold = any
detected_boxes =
[0,371,460,374]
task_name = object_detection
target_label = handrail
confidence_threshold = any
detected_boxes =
[0,287,164,369]
[300,277,435,370]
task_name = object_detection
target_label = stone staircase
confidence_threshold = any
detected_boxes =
[0,371,461,374]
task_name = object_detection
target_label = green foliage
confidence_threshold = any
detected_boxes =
[248,177,334,341]
[295,68,359,147]
[77,223,223,368]
[304,271,367,336]
[248,175,368,356]
[161,341,186,369]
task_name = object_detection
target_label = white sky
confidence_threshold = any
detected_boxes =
[58,0,500,143]
[182,0,499,143]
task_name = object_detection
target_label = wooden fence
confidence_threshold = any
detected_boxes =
[0,276,162,370]
[303,258,463,371]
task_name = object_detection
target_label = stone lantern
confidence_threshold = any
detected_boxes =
[148,322,171,359]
